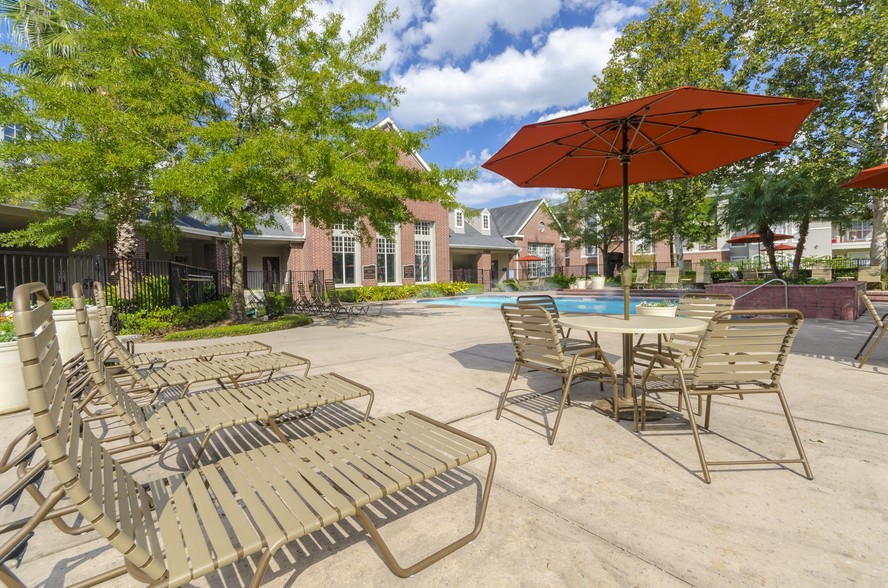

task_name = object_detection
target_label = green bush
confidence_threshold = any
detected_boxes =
[264,292,293,318]
[182,298,230,325]
[546,273,577,289]
[105,275,171,312]
[497,279,521,292]
[163,315,312,341]
[117,307,182,336]
[50,296,75,310]
[0,314,15,343]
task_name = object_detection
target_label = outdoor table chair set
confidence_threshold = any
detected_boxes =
[0,282,497,587]
[497,297,813,484]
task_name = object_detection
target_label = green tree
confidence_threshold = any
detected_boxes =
[157,1,470,319]
[587,0,733,265]
[0,0,205,294]
[730,0,888,266]
[553,188,636,274]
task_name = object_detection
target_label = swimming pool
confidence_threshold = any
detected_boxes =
[417,295,667,314]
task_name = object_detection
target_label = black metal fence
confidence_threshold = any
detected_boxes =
[0,250,332,311]
[450,268,498,290]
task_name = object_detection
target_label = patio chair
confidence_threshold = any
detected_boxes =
[92,282,271,368]
[74,283,374,465]
[811,266,832,281]
[694,265,712,285]
[15,281,497,588]
[639,309,813,483]
[516,294,595,350]
[729,268,741,281]
[857,265,883,289]
[742,269,760,281]
[853,285,888,368]
[93,284,311,400]
[309,279,335,315]
[634,268,650,289]
[498,303,618,444]
[295,280,320,314]
[325,279,384,317]
[664,267,681,287]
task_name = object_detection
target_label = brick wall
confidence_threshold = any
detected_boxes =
[706,282,865,320]
[514,205,566,267]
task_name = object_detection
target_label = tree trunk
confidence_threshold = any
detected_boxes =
[113,222,136,299]
[871,64,888,270]
[229,221,246,321]
[789,217,810,279]
[673,229,684,270]
[760,225,782,278]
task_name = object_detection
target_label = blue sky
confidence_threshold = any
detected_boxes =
[327,0,651,209]
[1,0,653,210]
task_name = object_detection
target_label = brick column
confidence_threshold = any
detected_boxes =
[203,239,231,292]
[477,251,491,285]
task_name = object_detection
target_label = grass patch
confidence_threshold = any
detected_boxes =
[162,315,312,341]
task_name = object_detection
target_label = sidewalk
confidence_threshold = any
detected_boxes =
[1,300,886,586]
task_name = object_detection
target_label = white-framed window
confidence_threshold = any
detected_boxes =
[634,237,655,254]
[2,125,20,142]
[528,243,554,278]
[538,221,545,233]
[583,244,598,258]
[332,235,357,285]
[414,221,434,283]
[455,210,464,229]
[377,227,399,284]
[847,220,873,242]
[482,213,490,230]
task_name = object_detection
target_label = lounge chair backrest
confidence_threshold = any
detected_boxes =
[501,303,565,372]
[691,309,803,388]
[515,295,561,320]
[91,282,138,372]
[855,285,883,328]
[695,265,712,284]
[729,268,741,281]
[310,280,326,305]
[325,279,343,304]
[635,268,649,285]
[811,266,832,281]
[665,267,680,284]
[14,282,167,582]
[72,284,150,438]
[742,269,759,281]
[858,266,882,284]
[296,280,312,305]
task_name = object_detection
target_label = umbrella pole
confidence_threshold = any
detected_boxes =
[621,148,631,321]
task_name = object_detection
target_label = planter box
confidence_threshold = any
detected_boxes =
[706,282,864,320]
[54,307,101,363]
[588,276,606,290]
[636,305,677,317]
[0,341,27,415]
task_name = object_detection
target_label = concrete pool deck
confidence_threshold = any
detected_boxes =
[1,295,886,586]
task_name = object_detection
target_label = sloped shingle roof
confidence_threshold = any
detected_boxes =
[489,200,541,236]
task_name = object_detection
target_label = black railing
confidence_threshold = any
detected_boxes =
[0,250,106,304]
[450,269,497,290]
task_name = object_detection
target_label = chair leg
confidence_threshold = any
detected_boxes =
[855,324,880,359]
[857,326,887,368]
[496,363,520,419]
[775,385,814,479]
[681,386,711,484]
[549,376,573,445]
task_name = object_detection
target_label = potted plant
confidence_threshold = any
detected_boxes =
[635,299,678,317]
[0,296,102,414]
[587,274,606,289]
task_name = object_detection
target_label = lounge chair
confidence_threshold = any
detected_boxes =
[639,309,813,483]
[634,268,650,289]
[73,283,374,465]
[295,280,320,314]
[92,284,311,399]
[742,269,760,281]
[811,266,832,281]
[664,267,681,287]
[853,285,888,368]
[309,279,334,315]
[15,281,496,587]
[498,303,618,444]
[92,282,272,368]
[857,265,883,289]
[694,265,712,285]
[325,279,384,317]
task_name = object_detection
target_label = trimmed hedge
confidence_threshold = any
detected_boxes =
[163,315,312,341]
[118,298,231,336]
[336,282,471,302]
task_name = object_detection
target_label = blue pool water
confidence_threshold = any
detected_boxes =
[418,295,665,314]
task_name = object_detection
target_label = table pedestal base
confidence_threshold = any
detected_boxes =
[590,397,669,421]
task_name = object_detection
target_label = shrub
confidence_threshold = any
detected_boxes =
[50,296,75,310]
[117,307,182,336]
[182,298,230,325]
[0,314,15,343]
[497,279,521,292]
[264,292,293,318]
[546,273,577,289]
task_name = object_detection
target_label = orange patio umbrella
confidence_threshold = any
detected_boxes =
[482,86,819,318]
[841,163,888,189]
[725,232,794,244]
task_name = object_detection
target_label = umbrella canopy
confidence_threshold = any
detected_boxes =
[514,255,545,262]
[841,163,888,189]
[483,86,819,318]
[726,232,794,244]
[774,243,796,251]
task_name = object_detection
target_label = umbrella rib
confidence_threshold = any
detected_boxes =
[640,119,787,146]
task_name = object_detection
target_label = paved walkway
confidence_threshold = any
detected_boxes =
[2,298,887,586]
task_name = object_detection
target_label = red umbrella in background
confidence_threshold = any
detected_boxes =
[514,255,545,262]
[841,163,888,189]
[774,243,796,251]
[726,232,794,244]
[483,86,819,318]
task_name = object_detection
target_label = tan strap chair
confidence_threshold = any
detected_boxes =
[93,283,310,399]
[15,281,496,588]
[516,294,595,350]
[73,284,373,465]
[639,309,813,483]
[295,280,320,314]
[498,303,619,444]
[695,265,712,285]
[634,268,650,289]
[92,282,270,368]
[857,265,883,289]
[853,285,888,368]
[811,266,832,281]
[325,279,383,317]
[664,267,681,287]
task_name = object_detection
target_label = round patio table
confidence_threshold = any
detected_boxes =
[558,314,707,422]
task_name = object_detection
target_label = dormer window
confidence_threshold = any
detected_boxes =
[455,210,464,229]
[482,213,490,231]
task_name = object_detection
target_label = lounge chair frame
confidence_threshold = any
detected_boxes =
[15,281,496,588]
[498,303,619,444]
[325,279,384,317]
[639,309,813,483]
[853,285,888,368]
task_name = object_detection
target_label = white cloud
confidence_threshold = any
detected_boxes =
[535,104,590,122]
[391,25,620,128]
[408,0,562,61]
[456,170,564,207]
[455,148,492,167]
